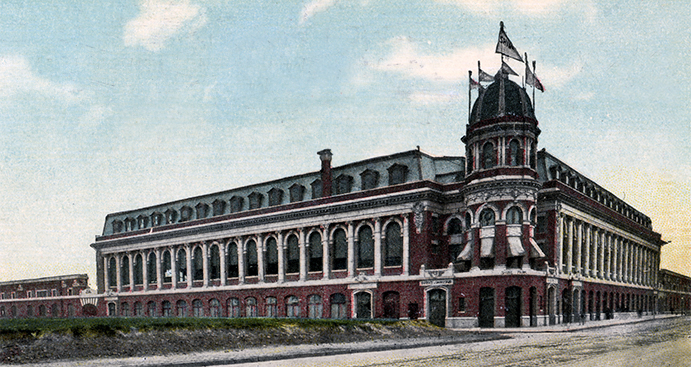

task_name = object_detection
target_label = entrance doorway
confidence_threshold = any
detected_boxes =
[505,286,522,328]
[382,291,400,319]
[428,289,446,327]
[479,287,495,328]
[355,292,371,319]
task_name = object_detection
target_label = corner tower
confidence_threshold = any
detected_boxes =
[460,24,545,272]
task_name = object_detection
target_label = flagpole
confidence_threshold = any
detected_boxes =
[532,60,537,112]
[468,70,472,124]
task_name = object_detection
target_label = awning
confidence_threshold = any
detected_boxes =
[507,236,526,257]
[529,238,546,258]
[481,237,494,257]
[457,242,472,261]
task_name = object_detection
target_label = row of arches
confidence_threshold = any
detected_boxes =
[467,138,537,173]
[0,303,96,318]
[105,218,407,291]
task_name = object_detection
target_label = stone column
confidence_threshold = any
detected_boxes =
[128,253,134,292]
[186,244,193,288]
[598,230,604,279]
[202,242,210,287]
[402,214,410,276]
[103,256,110,290]
[156,248,163,290]
[277,232,285,283]
[584,225,591,277]
[258,235,265,283]
[116,253,122,292]
[575,221,582,275]
[238,239,245,284]
[142,251,149,291]
[622,240,628,283]
[347,222,355,278]
[374,218,382,277]
[170,247,177,289]
[322,224,330,280]
[558,215,565,273]
[299,229,307,282]
[220,241,227,286]
[566,218,573,275]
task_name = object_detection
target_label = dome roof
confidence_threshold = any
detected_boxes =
[470,77,536,124]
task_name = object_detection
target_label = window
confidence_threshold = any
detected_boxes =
[506,207,523,224]
[482,142,496,169]
[163,250,172,283]
[38,305,46,317]
[179,206,193,221]
[227,242,239,278]
[209,299,221,317]
[286,296,300,318]
[308,295,323,319]
[147,301,157,317]
[196,203,210,219]
[212,199,226,216]
[245,297,257,317]
[108,303,116,316]
[289,184,305,202]
[332,228,348,271]
[355,292,372,319]
[134,302,144,316]
[246,240,258,276]
[268,188,283,206]
[311,179,323,199]
[508,139,523,166]
[286,235,300,274]
[229,196,244,213]
[467,149,474,174]
[265,297,277,318]
[112,220,124,233]
[248,192,263,209]
[227,298,240,318]
[193,299,204,317]
[447,218,463,235]
[137,215,149,229]
[537,215,546,233]
[36,290,47,298]
[151,212,164,226]
[334,175,353,195]
[465,213,472,230]
[134,253,143,285]
[121,302,130,317]
[265,237,279,275]
[458,297,466,312]
[388,164,408,185]
[479,209,495,227]
[360,170,379,190]
[177,249,187,282]
[384,222,403,267]
[308,232,323,272]
[148,252,157,284]
[165,209,178,224]
[176,300,187,317]
[210,245,221,280]
[357,226,374,268]
[193,246,204,281]
[27,305,33,317]
[330,293,347,319]
[121,255,130,286]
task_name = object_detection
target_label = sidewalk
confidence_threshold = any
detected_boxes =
[15,314,683,367]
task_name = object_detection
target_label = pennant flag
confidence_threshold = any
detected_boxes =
[495,60,518,79]
[495,21,523,62]
[526,63,545,92]
[479,68,494,82]
[470,76,482,90]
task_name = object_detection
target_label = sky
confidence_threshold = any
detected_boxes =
[0,0,689,287]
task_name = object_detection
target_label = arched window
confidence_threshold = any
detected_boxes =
[209,299,221,317]
[265,297,277,317]
[133,253,143,285]
[176,300,187,317]
[482,142,496,169]
[193,299,204,317]
[120,303,129,317]
[530,142,537,169]
[193,246,204,281]
[467,148,474,174]
[447,218,463,235]
[107,302,116,317]
[506,207,523,224]
[134,301,143,316]
[355,292,372,319]
[162,301,172,317]
[51,304,59,317]
[508,139,523,166]
[147,252,157,284]
[265,237,279,275]
[163,250,172,283]
[147,301,156,317]
[384,222,403,267]
[330,293,347,319]
[27,305,34,317]
[286,296,300,318]
[332,228,348,271]
[209,245,221,280]
[121,255,130,286]
[479,209,495,227]
[245,297,258,317]
[227,242,239,278]
[309,232,323,272]
[286,235,300,274]
[38,305,46,317]
[227,298,240,318]
[357,226,374,268]
[465,212,472,229]
[108,257,117,288]
[308,295,323,319]
[360,170,379,190]
[177,249,187,282]
[246,240,258,276]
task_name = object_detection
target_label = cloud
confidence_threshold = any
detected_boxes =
[440,0,596,18]
[124,0,207,52]
[300,0,337,24]
[0,55,83,102]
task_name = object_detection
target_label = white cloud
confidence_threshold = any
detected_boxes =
[0,55,83,102]
[538,61,582,88]
[440,0,596,18]
[300,0,337,24]
[124,0,207,52]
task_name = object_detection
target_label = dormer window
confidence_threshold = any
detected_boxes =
[334,175,353,195]
[268,188,283,206]
[229,196,244,213]
[289,184,305,202]
[196,203,210,219]
[212,199,226,216]
[248,192,263,209]
[151,212,164,226]
[179,206,193,222]
[360,169,379,190]
[311,179,322,199]
[137,215,149,229]
[112,220,124,233]
[388,164,408,185]
[164,209,178,224]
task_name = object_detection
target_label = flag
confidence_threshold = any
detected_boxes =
[526,63,545,92]
[495,60,518,79]
[470,76,481,90]
[479,68,494,82]
[495,21,523,62]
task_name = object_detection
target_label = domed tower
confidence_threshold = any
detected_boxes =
[460,72,544,271]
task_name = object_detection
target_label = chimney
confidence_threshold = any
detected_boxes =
[318,149,332,198]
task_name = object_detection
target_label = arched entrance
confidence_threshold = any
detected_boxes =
[547,287,556,325]
[479,287,495,328]
[382,291,400,319]
[505,286,522,327]
[562,289,572,323]
[355,292,372,319]
[428,289,446,327]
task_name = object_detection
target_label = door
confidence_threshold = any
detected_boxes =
[505,286,522,328]
[383,291,400,319]
[428,289,446,327]
[479,287,495,328]
[355,292,371,319]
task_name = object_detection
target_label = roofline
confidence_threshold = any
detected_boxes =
[0,274,88,287]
